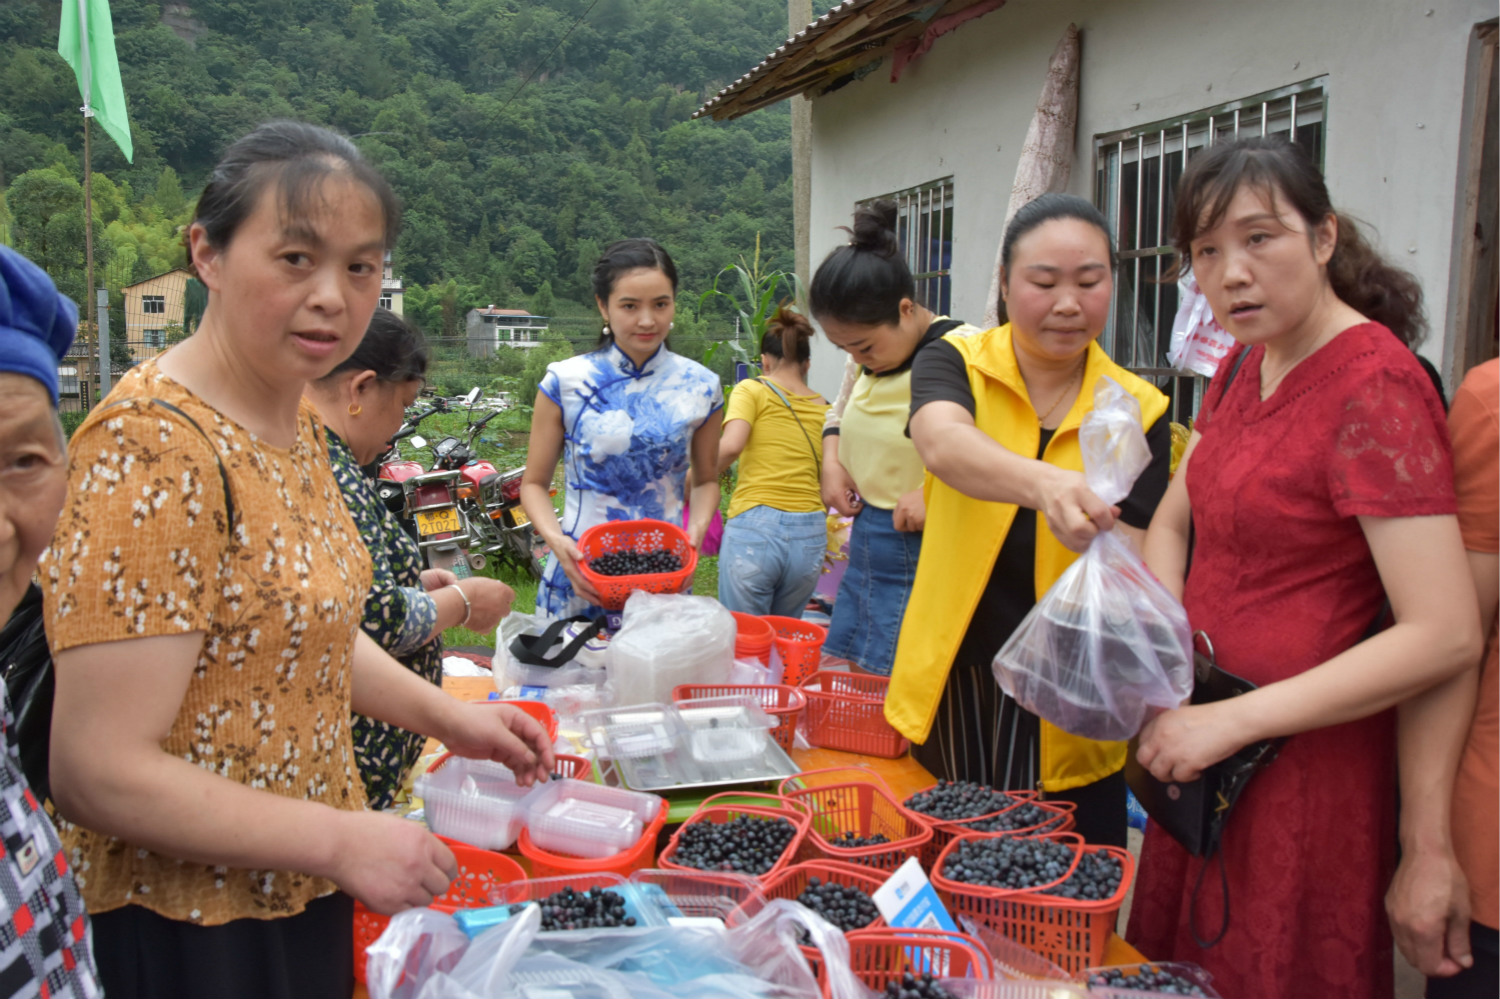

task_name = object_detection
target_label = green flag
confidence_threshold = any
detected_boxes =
[57,0,134,163]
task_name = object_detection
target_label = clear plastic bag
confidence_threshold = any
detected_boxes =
[367,896,849,999]
[496,611,609,693]
[606,593,735,707]
[991,377,1193,741]
[1166,272,1236,378]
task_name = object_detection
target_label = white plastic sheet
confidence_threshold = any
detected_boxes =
[1166,271,1237,378]
[991,377,1193,741]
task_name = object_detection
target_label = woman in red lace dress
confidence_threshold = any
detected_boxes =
[1127,137,1484,998]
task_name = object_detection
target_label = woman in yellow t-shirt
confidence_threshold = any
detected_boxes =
[717,307,829,617]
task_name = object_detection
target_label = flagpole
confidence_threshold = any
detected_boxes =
[77,0,97,356]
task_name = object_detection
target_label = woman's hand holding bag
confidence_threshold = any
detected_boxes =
[990,376,1194,741]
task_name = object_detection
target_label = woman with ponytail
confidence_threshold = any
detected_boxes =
[1127,136,1480,998]
[717,306,829,616]
[810,201,980,675]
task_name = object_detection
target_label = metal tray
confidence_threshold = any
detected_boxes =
[591,703,799,794]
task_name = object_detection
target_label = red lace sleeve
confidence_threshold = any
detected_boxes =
[1327,361,1457,518]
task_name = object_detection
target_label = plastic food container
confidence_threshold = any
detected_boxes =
[521,779,664,860]
[485,873,670,932]
[415,756,535,851]
[518,795,668,879]
[628,870,766,927]
[677,695,776,764]
[1078,963,1221,998]
[580,703,702,790]
[673,683,807,752]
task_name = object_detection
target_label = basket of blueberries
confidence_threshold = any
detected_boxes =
[929,831,1135,974]
[901,779,1076,868]
[657,791,812,882]
[1081,962,1220,997]
[576,518,698,610]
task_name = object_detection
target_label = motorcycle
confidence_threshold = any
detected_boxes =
[377,388,550,580]
[375,397,477,578]
[429,389,551,581]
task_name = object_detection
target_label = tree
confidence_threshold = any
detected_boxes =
[531,279,555,317]
[153,165,185,216]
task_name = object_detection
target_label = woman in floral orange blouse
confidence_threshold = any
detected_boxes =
[40,122,553,998]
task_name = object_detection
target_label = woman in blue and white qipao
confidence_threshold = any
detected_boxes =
[521,239,723,618]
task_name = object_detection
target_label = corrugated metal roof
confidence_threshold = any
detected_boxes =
[694,0,1001,121]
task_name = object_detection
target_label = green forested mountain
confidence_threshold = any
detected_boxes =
[0,0,807,330]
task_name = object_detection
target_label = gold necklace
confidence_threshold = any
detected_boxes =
[1033,357,1087,425]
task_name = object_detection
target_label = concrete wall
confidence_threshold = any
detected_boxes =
[804,0,1493,396]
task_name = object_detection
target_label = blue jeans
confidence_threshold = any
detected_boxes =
[717,506,827,619]
[823,504,923,676]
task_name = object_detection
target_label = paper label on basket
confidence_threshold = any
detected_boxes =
[874,857,959,933]
[516,685,549,700]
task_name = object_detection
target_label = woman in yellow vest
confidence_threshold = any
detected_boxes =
[811,201,980,676]
[888,194,1172,847]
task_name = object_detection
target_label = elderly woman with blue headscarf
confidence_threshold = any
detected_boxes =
[0,245,102,998]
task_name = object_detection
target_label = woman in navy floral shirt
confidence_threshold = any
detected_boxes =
[306,308,516,809]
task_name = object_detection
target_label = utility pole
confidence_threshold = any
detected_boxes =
[790,0,812,296]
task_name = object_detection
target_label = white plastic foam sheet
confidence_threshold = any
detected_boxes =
[991,377,1193,741]
[606,592,735,707]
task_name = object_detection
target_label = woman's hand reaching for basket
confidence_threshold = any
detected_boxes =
[443,701,557,787]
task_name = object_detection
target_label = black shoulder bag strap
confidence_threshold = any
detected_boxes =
[509,615,601,669]
[0,397,234,802]
[755,377,822,473]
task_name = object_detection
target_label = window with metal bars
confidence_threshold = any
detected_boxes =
[858,178,954,317]
[1093,79,1327,422]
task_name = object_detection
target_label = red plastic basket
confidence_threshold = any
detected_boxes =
[798,671,909,759]
[496,699,560,742]
[749,859,892,977]
[575,519,698,611]
[551,753,594,783]
[832,928,994,998]
[353,838,525,984]
[732,612,776,664]
[658,791,813,882]
[899,786,1075,869]
[517,796,668,879]
[673,683,807,752]
[762,615,827,686]
[779,767,933,872]
[929,831,1135,974]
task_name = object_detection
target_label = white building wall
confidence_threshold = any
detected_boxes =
[805,0,1492,396]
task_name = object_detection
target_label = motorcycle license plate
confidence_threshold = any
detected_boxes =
[509,507,530,527]
[415,508,461,536]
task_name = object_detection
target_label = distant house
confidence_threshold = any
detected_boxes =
[380,250,404,316]
[700,0,1498,414]
[465,307,550,357]
[121,269,193,360]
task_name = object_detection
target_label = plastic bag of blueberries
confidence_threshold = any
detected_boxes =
[991,377,1193,742]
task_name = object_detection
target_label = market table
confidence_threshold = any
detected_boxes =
[354,676,1144,995]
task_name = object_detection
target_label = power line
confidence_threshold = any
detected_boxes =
[497,0,603,115]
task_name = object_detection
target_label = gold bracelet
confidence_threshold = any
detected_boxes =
[453,582,473,626]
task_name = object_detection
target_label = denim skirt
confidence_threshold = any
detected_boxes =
[822,504,923,676]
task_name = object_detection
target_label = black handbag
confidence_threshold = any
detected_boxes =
[1125,632,1283,860]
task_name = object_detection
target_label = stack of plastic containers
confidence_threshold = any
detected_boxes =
[415,759,666,869]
